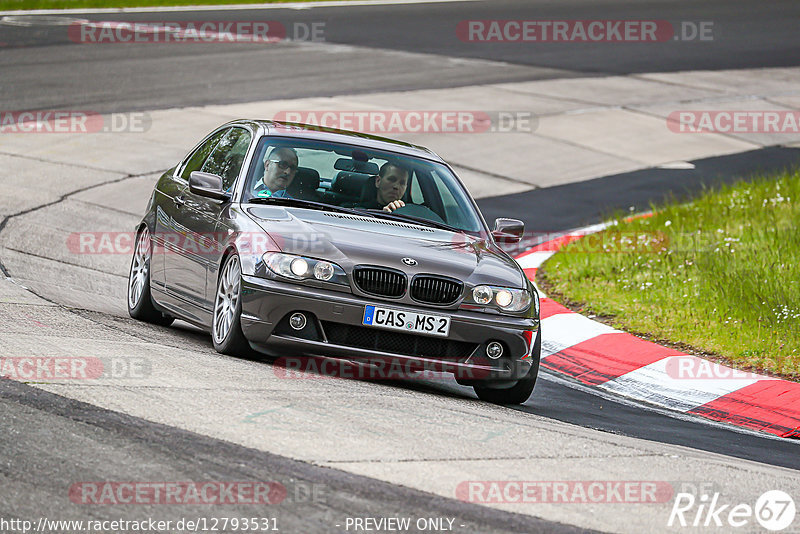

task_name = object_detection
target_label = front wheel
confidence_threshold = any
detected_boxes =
[128,226,174,326]
[212,253,251,355]
[473,329,541,405]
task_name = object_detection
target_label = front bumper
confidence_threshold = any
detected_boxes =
[240,275,539,382]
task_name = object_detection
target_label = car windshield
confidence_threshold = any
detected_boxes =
[242,136,485,234]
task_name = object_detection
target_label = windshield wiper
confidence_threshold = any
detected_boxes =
[362,209,462,233]
[247,197,376,217]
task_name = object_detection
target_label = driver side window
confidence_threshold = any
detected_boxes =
[201,128,252,190]
[179,129,228,180]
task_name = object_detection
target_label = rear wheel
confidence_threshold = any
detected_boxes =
[473,329,541,405]
[212,253,251,355]
[127,226,174,326]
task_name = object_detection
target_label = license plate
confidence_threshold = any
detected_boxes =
[362,305,451,337]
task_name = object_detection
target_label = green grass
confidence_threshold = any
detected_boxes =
[0,0,347,10]
[540,169,800,379]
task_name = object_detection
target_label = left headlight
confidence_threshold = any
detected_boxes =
[263,252,348,286]
[467,285,532,312]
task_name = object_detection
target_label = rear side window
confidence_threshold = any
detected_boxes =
[180,129,228,180]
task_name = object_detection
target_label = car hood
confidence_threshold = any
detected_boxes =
[245,206,526,288]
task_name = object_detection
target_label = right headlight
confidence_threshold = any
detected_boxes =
[468,285,532,312]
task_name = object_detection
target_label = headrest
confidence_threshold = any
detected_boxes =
[332,171,372,197]
[291,166,320,190]
[251,157,265,184]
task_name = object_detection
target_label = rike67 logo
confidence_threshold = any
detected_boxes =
[669,490,796,531]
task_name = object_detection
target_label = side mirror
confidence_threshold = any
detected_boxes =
[492,218,524,244]
[189,171,230,201]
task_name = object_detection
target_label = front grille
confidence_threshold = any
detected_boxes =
[353,266,406,298]
[410,275,463,305]
[321,321,477,360]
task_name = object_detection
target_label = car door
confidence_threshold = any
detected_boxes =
[183,126,253,311]
[161,128,228,314]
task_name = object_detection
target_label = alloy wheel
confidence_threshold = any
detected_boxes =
[128,227,151,310]
[213,255,241,344]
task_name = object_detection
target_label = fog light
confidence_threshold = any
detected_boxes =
[289,313,307,330]
[486,341,503,359]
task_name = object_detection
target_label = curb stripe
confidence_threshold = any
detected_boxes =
[688,381,800,437]
[540,314,618,358]
[688,406,795,437]
[516,251,555,270]
[600,356,760,412]
[539,298,572,320]
[542,333,675,386]
[515,226,800,438]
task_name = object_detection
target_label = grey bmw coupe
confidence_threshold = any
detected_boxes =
[128,120,541,404]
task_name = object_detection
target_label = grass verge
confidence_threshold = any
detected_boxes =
[0,0,348,10]
[539,169,800,380]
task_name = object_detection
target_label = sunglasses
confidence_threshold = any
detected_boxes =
[267,159,298,172]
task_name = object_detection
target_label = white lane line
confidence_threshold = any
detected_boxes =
[0,15,83,25]
[598,356,764,412]
[0,0,485,16]
[540,313,619,358]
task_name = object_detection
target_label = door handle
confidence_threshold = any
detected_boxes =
[174,195,186,207]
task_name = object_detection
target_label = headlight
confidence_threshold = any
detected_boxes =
[472,285,493,304]
[467,285,531,312]
[290,257,308,277]
[495,289,513,308]
[497,287,531,312]
[263,252,347,285]
[314,261,335,281]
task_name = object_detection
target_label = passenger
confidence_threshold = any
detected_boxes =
[253,147,298,198]
[357,161,410,212]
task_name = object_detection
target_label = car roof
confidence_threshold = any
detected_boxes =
[228,120,445,162]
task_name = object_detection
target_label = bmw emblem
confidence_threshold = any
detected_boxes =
[402,257,417,266]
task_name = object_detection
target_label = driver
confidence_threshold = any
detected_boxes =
[253,147,298,198]
[357,161,410,212]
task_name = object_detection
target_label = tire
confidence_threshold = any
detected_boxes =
[211,253,251,355]
[128,226,174,327]
[473,329,541,405]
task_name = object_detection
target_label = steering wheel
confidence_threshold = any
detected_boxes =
[392,203,446,223]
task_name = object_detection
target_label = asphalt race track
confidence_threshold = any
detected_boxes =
[2,1,800,533]
[2,0,800,112]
